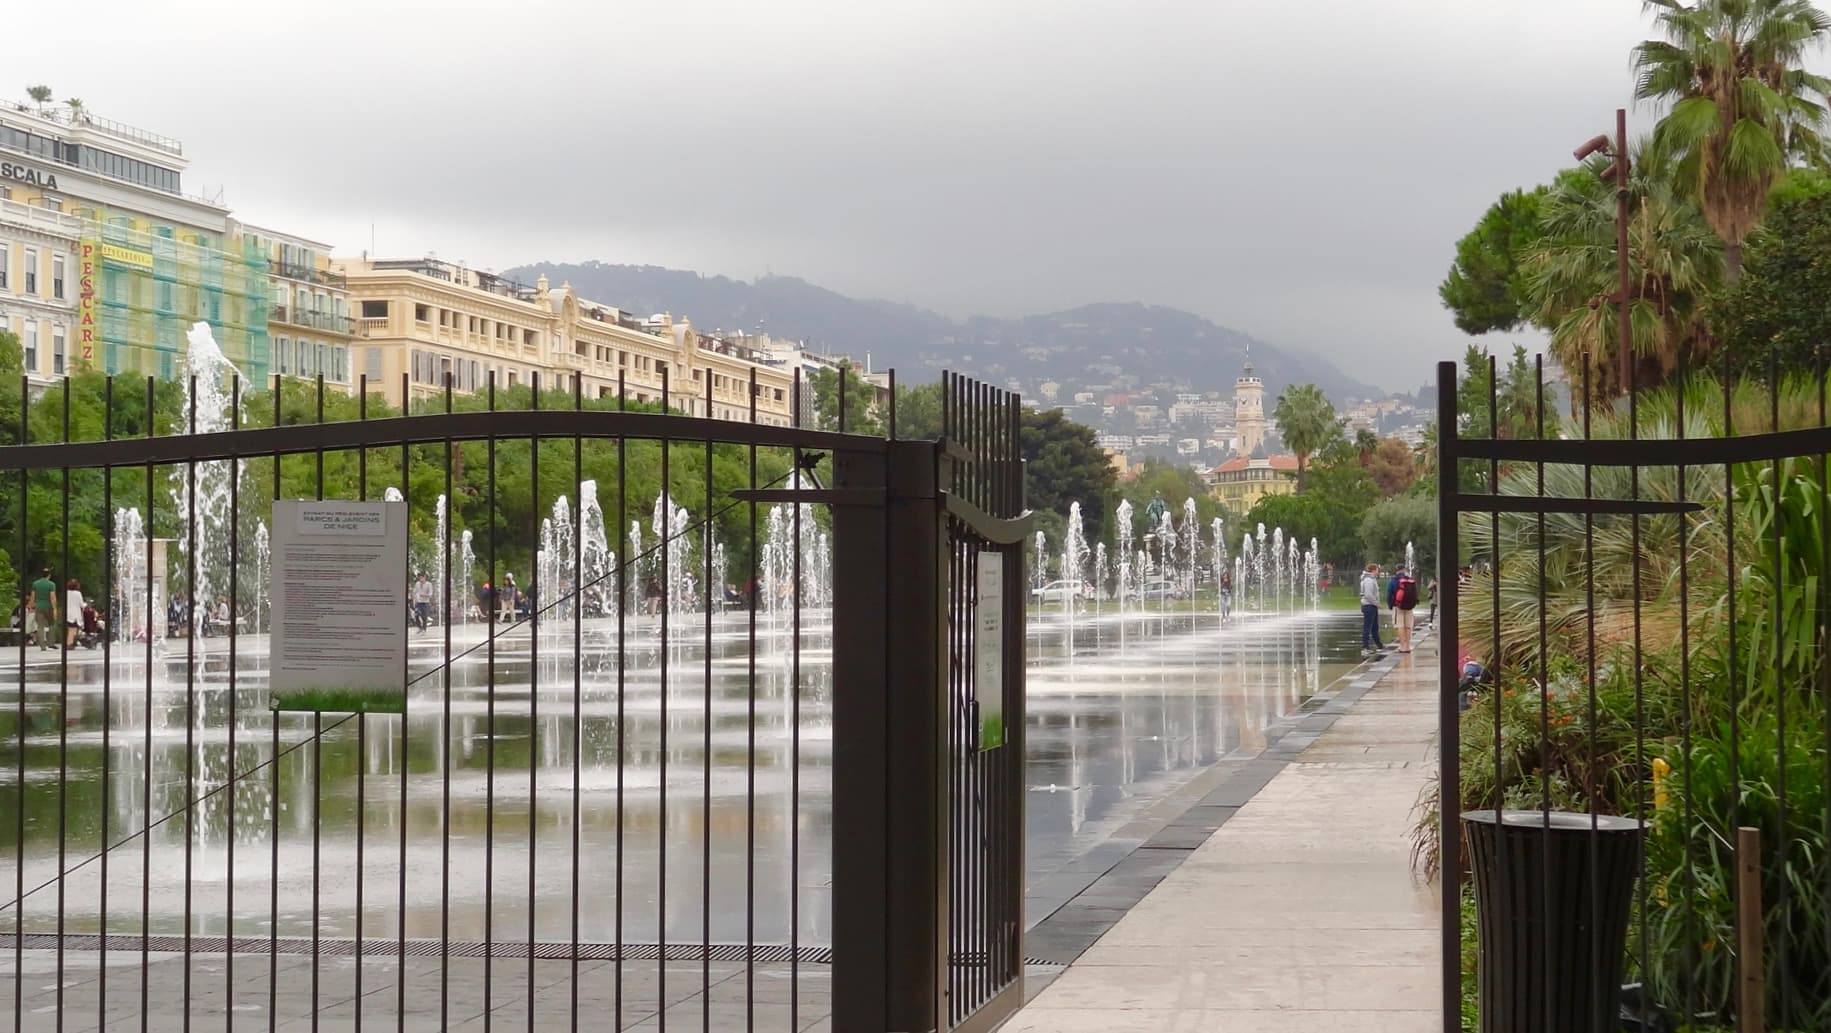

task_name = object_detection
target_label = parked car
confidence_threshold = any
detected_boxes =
[1139,578,1187,600]
[1030,580,1094,604]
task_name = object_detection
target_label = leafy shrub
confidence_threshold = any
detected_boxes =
[1644,710,1831,1029]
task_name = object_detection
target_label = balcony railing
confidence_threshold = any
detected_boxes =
[0,196,83,235]
[271,262,346,289]
[272,306,357,335]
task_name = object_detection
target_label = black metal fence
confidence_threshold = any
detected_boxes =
[1437,354,1831,1032]
[0,366,1027,1033]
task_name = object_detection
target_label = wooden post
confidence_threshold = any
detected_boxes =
[1738,826,1765,1033]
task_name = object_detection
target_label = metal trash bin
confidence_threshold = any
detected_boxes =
[1462,810,1643,1033]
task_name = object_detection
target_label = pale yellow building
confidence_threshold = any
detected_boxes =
[240,225,355,389]
[333,257,794,424]
[1206,445,1297,512]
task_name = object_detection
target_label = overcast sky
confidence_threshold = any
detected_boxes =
[12,1,1683,391]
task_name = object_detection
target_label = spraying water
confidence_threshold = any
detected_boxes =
[458,529,476,624]
[1211,517,1227,622]
[112,507,150,644]
[250,521,269,634]
[170,322,242,639]
[578,480,614,618]
[1115,500,1135,612]
[1181,499,1199,600]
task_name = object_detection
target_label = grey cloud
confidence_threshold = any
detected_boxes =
[13,0,1705,389]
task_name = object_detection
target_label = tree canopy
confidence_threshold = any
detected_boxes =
[1635,0,1831,277]
[1439,187,1547,334]
[1271,383,1341,490]
[1713,170,1831,379]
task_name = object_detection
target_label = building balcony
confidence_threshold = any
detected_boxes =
[271,306,356,335]
[271,262,347,289]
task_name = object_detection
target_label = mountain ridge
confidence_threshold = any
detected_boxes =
[504,261,1379,403]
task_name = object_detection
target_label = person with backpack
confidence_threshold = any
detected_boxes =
[1387,565,1418,653]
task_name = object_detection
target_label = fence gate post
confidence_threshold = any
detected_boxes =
[830,440,947,1032]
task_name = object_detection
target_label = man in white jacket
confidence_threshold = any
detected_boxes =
[1359,563,1384,656]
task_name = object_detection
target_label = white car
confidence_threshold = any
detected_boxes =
[1139,578,1187,600]
[1030,580,1094,604]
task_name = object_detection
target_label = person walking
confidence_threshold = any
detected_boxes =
[30,568,58,651]
[1389,567,1418,653]
[412,574,434,632]
[63,579,87,650]
[1359,563,1383,656]
[1426,576,1439,626]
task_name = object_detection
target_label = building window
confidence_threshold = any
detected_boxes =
[0,243,8,290]
[23,325,37,372]
[361,300,388,319]
[52,255,65,300]
[276,337,291,375]
[415,304,430,323]
[23,248,37,294]
[366,348,384,382]
[52,327,65,375]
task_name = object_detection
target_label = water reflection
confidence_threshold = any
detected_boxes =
[1,607,1355,948]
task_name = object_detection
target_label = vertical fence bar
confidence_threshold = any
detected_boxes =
[440,372,454,1033]
[311,379,325,1033]
[701,377,714,1032]
[658,366,670,1031]
[1821,344,1831,1032]
[1677,343,1698,1024]
[268,377,280,1033]
[13,373,25,1032]
[1436,361,1462,1033]
[184,375,198,1033]
[745,367,758,1033]
[789,367,802,1033]
[484,372,497,1033]
[397,372,411,1032]
[527,375,540,1033]
[226,376,240,1031]
[614,370,626,1031]
[56,376,70,1033]
[13,375,24,1033]
[101,377,114,1032]
[1767,349,1789,1033]
[356,382,368,1033]
[570,374,583,1033]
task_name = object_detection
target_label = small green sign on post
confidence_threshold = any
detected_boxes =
[975,552,1005,750]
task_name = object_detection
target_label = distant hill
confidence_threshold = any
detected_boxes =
[505,261,1380,403]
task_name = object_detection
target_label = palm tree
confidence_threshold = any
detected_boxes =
[1271,383,1340,491]
[25,85,52,113]
[64,98,84,121]
[1526,144,1725,403]
[1354,428,1379,465]
[1634,0,1831,277]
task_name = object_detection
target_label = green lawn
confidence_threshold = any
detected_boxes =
[271,686,406,714]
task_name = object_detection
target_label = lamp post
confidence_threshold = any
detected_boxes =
[1574,108,1633,398]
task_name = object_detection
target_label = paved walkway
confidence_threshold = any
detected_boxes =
[1004,633,1442,1032]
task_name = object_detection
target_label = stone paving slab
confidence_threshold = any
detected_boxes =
[1003,634,1442,1032]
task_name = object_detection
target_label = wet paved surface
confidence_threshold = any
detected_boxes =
[1003,626,1442,1032]
[2,606,1359,1029]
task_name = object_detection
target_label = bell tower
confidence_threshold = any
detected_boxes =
[1234,349,1265,455]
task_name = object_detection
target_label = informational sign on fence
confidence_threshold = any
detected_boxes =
[269,500,408,712]
[975,552,1005,749]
